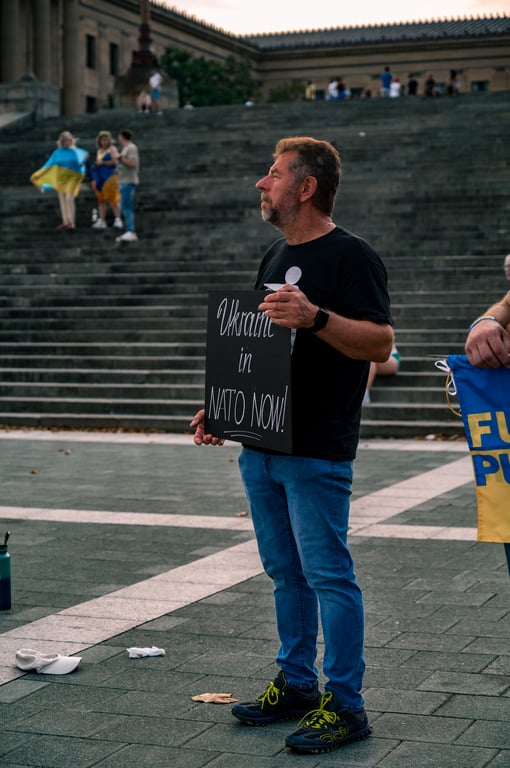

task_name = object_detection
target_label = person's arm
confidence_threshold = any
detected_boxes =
[108,146,119,165]
[119,149,137,169]
[258,284,394,362]
[465,292,510,368]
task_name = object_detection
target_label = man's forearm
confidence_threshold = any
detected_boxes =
[478,292,510,330]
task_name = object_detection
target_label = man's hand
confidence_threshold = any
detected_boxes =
[465,322,510,368]
[190,409,225,446]
[258,284,316,329]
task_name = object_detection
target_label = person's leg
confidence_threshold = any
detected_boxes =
[366,361,377,390]
[120,183,135,232]
[275,455,365,713]
[58,193,75,228]
[67,194,76,228]
[375,356,399,378]
[239,449,365,711]
[238,449,319,689]
[504,543,510,576]
[57,191,70,227]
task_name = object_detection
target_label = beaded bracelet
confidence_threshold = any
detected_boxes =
[467,316,500,332]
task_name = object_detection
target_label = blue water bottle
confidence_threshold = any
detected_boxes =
[0,532,11,610]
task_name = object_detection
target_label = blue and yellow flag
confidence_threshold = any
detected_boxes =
[30,147,88,197]
[448,354,510,543]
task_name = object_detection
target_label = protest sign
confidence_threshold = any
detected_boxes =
[205,290,292,453]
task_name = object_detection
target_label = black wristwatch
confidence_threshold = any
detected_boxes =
[309,308,329,332]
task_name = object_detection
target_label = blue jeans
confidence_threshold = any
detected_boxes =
[238,448,365,712]
[120,183,136,232]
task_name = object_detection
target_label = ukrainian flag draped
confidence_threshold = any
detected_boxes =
[89,151,120,205]
[448,354,510,543]
[30,147,88,197]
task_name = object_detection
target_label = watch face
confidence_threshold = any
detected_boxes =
[312,308,329,332]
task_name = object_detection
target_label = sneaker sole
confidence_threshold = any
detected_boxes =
[233,709,315,727]
[286,724,372,753]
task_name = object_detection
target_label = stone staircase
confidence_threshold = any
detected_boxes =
[0,93,509,437]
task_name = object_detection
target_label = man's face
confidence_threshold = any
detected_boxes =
[504,255,510,280]
[255,151,301,229]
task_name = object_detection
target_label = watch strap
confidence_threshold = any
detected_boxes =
[310,308,329,332]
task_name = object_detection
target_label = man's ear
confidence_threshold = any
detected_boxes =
[299,175,317,202]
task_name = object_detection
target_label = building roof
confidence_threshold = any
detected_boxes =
[240,17,510,50]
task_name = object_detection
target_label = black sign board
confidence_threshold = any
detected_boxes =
[204,290,293,453]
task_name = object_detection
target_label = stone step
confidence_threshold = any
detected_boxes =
[0,368,204,384]
[0,395,200,416]
[1,94,508,436]
[0,354,205,370]
[359,419,465,439]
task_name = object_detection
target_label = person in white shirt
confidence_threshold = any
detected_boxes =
[149,70,164,114]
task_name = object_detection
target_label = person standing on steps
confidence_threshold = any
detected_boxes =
[191,136,393,755]
[503,254,510,282]
[116,129,139,243]
[90,131,123,231]
[30,130,87,231]
[149,69,164,114]
[380,66,393,97]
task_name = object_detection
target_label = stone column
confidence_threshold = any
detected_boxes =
[61,0,81,115]
[33,0,52,84]
[1,0,22,83]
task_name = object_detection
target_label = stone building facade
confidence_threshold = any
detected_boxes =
[0,0,509,117]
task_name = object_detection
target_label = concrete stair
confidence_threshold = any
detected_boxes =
[0,92,509,437]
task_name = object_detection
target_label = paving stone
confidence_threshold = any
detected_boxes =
[484,751,510,767]
[1,734,123,768]
[364,687,449,715]
[456,720,510,749]
[400,649,499,674]
[434,693,510,721]
[417,670,510,696]
[364,666,432,690]
[184,722,287,757]
[371,712,471,743]
[376,741,497,767]
[76,743,216,767]
[384,631,475,652]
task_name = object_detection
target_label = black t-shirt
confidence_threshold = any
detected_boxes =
[253,226,392,461]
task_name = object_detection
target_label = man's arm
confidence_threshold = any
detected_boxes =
[119,149,138,169]
[465,292,510,368]
[259,284,394,362]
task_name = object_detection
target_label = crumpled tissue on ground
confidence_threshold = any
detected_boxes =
[127,646,165,658]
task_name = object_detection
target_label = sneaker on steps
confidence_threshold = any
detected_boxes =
[116,231,138,243]
[113,218,123,229]
[231,670,321,726]
[92,219,106,229]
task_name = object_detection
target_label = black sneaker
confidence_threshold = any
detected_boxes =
[231,670,321,726]
[285,691,372,754]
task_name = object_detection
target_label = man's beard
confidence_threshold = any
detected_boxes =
[261,197,300,229]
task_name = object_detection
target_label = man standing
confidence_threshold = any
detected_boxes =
[191,137,393,755]
[149,69,164,114]
[380,66,393,97]
[116,129,139,243]
[503,254,510,282]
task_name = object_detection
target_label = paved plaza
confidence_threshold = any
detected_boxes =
[0,429,509,767]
